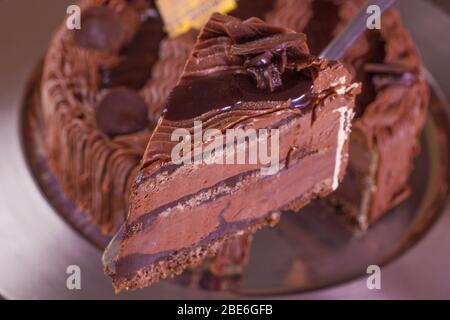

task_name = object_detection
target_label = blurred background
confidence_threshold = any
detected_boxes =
[0,0,449,299]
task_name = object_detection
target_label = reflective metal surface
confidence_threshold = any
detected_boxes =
[1,0,449,299]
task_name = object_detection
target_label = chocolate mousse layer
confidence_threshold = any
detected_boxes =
[107,13,360,292]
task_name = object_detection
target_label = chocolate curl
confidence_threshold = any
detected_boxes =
[231,33,314,91]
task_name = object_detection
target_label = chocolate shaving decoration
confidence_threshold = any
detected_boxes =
[230,33,308,55]
[74,6,123,52]
[364,63,415,91]
[95,87,149,137]
[231,33,314,91]
[208,16,287,42]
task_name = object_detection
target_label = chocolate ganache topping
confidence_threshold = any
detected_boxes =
[163,14,323,122]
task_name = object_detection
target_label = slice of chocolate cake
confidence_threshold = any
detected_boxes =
[106,13,360,292]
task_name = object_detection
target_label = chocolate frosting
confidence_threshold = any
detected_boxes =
[332,1,428,226]
[41,0,161,235]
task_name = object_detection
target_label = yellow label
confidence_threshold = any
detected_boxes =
[156,0,237,38]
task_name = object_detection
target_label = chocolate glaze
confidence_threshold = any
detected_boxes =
[40,0,289,239]
[163,13,315,121]
[164,71,312,121]
[140,0,279,120]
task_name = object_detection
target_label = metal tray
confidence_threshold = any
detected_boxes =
[0,0,449,299]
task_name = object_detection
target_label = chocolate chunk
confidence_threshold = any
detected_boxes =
[229,31,312,92]
[100,12,165,90]
[95,88,149,137]
[74,6,122,52]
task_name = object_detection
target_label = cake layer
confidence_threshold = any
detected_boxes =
[108,13,359,292]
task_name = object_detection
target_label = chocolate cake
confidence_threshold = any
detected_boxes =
[41,0,164,235]
[285,0,429,229]
[107,13,360,292]
[36,0,429,292]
